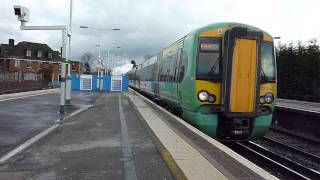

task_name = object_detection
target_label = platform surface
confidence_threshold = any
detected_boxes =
[0,92,173,180]
[0,90,101,158]
[0,91,276,179]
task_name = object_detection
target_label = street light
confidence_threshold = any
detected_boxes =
[80,26,120,31]
[107,46,121,70]
[66,0,73,106]
[79,26,120,90]
[79,26,120,61]
[273,37,281,54]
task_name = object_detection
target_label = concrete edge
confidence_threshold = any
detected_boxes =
[129,89,278,180]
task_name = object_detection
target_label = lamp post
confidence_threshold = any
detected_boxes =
[273,36,281,54]
[80,26,120,90]
[13,4,72,114]
[107,46,121,73]
[65,0,73,106]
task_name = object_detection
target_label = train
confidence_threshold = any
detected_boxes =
[127,22,276,141]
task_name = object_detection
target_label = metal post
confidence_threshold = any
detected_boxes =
[98,32,101,61]
[98,31,102,90]
[97,69,100,89]
[100,69,103,90]
[60,28,67,113]
[65,0,73,105]
[107,49,110,68]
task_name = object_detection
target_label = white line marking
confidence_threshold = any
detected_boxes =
[67,105,92,118]
[0,105,90,164]
[129,89,278,180]
[0,90,60,102]
[0,124,59,163]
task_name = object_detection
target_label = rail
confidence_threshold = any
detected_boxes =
[231,141,320,179]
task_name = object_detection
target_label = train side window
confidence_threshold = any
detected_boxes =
[159,60,170,82]
[178,50,188,82]
[169,55,177,82]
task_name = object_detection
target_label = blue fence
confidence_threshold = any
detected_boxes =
[71,74,128,91]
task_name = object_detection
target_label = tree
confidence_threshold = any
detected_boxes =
[276,39,320,102]
[80,52,94,74]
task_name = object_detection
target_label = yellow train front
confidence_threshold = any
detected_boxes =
[128,22,276,141]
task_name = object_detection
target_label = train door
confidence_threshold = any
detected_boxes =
[222,27,263,117]
[175,40,184,107]
[231,39,257,112]
[153,54,161,98]
[175,48,183,105]
[137,64,142,89]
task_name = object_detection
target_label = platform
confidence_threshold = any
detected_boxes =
[276,98,320,114]
[0,90,276,179]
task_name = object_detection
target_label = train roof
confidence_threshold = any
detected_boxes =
[132,22,274,73]
[187,22,273,42]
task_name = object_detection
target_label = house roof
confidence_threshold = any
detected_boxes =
[0,40,61,61]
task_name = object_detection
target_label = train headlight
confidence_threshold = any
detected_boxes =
[259,96,265,104]
[208,94,216,103]
[264,93,274,103]
[198,91,209,101]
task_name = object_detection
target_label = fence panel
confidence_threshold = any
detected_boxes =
[0,71,43,82]
[0,71,46,94]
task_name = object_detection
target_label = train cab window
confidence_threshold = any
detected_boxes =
[261,43,276,82]
[197,38,221,80]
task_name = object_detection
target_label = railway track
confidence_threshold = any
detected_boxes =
[263,137,320,163]
[227,141,320,179]
[270,127,320,145]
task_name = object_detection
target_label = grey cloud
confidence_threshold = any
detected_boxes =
[1,0,319,67]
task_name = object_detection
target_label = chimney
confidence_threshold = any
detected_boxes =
[9,39,14,46]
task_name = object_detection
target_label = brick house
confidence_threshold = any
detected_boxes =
[0,39,83,82]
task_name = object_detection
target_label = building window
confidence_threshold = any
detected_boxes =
[37,51,42,58]
[15,60,21,68]
[27,61,32,68]
[26,50,31,57]
[49,62,53,69]
[72,62,76,71]
[38,62,43,69]
[48,52,53,59]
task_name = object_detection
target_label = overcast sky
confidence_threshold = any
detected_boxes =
[1,0,320,66]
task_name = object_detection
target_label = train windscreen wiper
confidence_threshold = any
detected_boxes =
[261,68,268,82]
[208,58,220,75]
